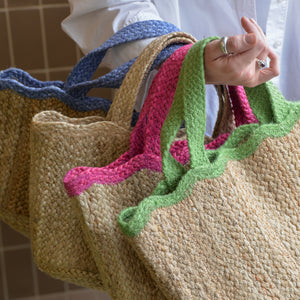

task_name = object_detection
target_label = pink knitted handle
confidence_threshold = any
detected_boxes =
[64,45,193,196]
[131,72,258,159]
[98,44,193,170]
[130,44,193,156]
[228,85,258,126]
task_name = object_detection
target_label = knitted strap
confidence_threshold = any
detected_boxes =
[0,68,63,88]
[227,85,258,126]
[63,46,195,197]
[159,37,218,189]
[64,20,180,90]
[65,43,184,99]
[0,45,182,95]
[127,44,193,157]
[244,82,291,124]
[105,32,196,129]
[0,21,181,115]
[160,38,284,190]
[0,45,181,121]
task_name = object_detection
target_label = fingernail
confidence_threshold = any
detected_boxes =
[249,18,257,24]
[245,33,256,45]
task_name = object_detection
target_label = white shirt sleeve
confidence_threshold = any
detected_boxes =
[62,0,163,69]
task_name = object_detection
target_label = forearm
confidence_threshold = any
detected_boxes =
[62,0,162,68]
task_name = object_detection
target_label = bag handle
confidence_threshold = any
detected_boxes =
[158,37,219,190]
[65,43,184,99]
[0,68,64,88]
[126,42,259,162]
[0,45,182,121]
[129,54,260,162]
[64,20,180,90]
[127,44,193,157]
[63,44,194,198]
[160,37,287,190]
[105,32,196,129]
[227,85,258,127]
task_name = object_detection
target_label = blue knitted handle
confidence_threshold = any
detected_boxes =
[64,20,180,89]
[0,43,182,112]
[0,68,112,111]
[0,68,63,88]
[66,43,183,99]
[0,20,181,123]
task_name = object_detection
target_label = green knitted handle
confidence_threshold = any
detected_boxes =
[160,37,296,191]
[160,37,217,190]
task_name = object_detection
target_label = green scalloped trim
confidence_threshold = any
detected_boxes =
[118,107,300,237]
[118,36,300,237]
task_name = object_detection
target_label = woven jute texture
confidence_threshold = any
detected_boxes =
[73,170,165,299]
[0,90,106,237]
[128,121,300,300]
[29,33,196,290]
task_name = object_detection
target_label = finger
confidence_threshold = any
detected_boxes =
[241,16,266,42]
[230,37,266,68]
[241,16,270,66]
[207,33,257,59]
[257,51,280,83]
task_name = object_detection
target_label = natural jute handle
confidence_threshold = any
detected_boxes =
[105,32,196,129]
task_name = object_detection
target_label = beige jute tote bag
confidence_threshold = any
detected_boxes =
[0,92,107,236]
[63,42,253,298]
[29,32,196,291]
[118,38,300,299]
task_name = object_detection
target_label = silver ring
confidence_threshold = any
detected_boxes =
[257,58,266,69]
[219,36,229,55]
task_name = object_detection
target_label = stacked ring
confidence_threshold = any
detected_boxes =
[219,36,229,55]
[257,58,267,69]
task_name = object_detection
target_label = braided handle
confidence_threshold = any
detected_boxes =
[127,44,193,157]
[227,85,258,126]
[64,20,180,90]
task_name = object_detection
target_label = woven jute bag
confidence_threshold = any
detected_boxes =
[29,33,195,290]
[0,90,106,237]
[118,38,300,299]
[0,20,179,237]
[64,41,257,298]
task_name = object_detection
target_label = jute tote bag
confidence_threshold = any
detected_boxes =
[29,33,195,290]
[118,38,300,299]
[64,43,257,298]
[63,44,193,299]
[0,20,180,236]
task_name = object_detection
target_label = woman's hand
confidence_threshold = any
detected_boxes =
[204,16,279,87]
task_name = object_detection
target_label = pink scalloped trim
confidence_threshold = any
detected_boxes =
[64,132,230,197]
